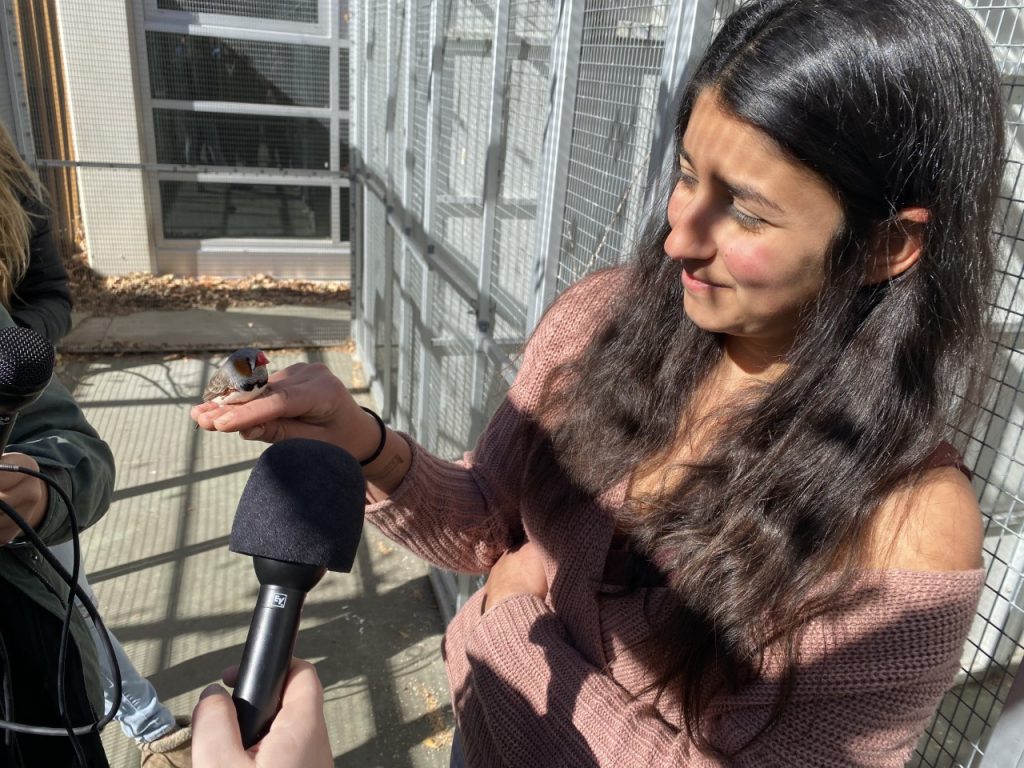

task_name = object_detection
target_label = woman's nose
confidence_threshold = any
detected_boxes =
[664,185,716,262]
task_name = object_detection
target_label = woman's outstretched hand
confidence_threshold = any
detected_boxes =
[192,660,332,768]
[191,362,380,461]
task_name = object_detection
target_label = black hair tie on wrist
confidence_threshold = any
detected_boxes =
[359,406,387,466]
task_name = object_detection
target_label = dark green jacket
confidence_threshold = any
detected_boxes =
[9,195,73,342]
[0,300,115,716]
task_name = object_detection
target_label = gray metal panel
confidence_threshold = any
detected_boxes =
[433,0,492,273]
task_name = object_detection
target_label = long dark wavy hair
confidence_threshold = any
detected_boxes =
[526,0,1004,756]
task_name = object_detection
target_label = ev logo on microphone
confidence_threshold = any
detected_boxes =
[271,593,288,608]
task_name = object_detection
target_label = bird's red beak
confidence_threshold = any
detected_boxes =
[256,351,270,366]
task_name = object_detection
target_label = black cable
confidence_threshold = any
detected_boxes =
[0,631,12,750]
[50,469,87,767]
[0,484,123,732]
[0,464,122,746]
[0,485,105,768]
[0,477,83,766]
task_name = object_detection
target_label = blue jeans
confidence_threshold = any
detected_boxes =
[51,540,178,743]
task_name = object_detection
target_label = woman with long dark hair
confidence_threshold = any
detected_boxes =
[193,0,1006,764]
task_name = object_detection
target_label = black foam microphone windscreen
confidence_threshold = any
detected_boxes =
[229,437,365,570]
[229,438,366,747]
[0,326,55,454]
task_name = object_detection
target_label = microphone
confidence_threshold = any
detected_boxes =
[229,438,365,748]
[0,326,55,454]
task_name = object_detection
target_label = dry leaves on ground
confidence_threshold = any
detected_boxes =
[67,250,351,316]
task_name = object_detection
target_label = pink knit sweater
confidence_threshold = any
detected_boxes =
[366,268,984,767]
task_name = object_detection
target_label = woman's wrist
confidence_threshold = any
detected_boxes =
[356,407,387,465]
[360,424,412,500]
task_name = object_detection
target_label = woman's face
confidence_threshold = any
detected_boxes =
[665,90,845,358]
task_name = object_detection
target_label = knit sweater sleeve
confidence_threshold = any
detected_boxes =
[365,268,625,573]
[458,570,983,767]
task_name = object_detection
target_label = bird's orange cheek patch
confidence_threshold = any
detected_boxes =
[233,358,252,376]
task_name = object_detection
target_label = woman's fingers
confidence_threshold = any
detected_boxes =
[208,387,296,432]
[481,540,549,614]
[191,362,365,456]
[192,363,338,433]
[193,661,330,768]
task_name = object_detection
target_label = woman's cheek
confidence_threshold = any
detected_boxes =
[721,243,778,288]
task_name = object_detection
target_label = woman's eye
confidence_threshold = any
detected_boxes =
[730,206,765,232]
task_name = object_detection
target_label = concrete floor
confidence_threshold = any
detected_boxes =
[56,312,453,768]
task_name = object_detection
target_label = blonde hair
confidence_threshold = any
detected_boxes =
[0,122,39,308]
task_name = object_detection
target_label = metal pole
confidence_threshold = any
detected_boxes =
[414,0,446,449]
[329,0,342,247]
[469,0,511,440]
[378,0,403,420]
[392,0,418,432]
[0,0,33,162]
[641,0,716,217]
[352,0,367,343]
[527,0,584,334]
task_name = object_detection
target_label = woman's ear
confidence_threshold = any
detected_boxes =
[865,207,929,285]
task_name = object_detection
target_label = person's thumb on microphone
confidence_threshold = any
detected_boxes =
[192,658,332,768]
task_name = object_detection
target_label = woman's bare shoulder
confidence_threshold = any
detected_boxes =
[867,466,983,572]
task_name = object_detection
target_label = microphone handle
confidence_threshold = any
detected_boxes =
[232,582,308,748]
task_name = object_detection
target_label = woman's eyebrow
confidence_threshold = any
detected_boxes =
[679,146,785,215]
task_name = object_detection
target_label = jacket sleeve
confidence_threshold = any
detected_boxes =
[9,196,73,344]
[365,269,624,574]
[454,571,983,768]
[0,306,114,544]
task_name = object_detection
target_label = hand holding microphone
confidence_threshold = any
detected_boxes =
[192,659,332,768]
[0,452,46,542]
